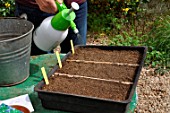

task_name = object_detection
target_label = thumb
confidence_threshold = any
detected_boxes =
[56,0,63,4]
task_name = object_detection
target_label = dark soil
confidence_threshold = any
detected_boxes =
[68,48,142,64]
[43,47,142,101]
[43,76,131,101]
[57,61,138,82]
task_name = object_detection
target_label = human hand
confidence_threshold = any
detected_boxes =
[35,0,63,14]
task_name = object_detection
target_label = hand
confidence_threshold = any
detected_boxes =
[35,0,63,14]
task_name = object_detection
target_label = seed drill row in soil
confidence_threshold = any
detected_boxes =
[57,61,138,82]
[54,72,133,85]
[68,48,142,64]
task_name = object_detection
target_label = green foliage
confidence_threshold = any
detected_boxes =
[88,0,148,17]
[0,0,15,17]
[143,15,170,68]
[88,0,148,31]
[148,16,170,52]
[109,29,142,46]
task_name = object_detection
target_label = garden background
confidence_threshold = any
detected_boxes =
[0,0,170,112]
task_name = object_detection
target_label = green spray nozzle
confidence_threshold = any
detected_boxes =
[55,2,67,12]
[51,2,79,32]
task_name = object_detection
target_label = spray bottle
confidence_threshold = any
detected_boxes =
[33,2,79,51]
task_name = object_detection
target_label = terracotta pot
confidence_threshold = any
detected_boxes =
[11,105,30,113]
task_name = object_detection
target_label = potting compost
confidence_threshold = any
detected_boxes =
[35,45,147,113]
[42,48,141,101]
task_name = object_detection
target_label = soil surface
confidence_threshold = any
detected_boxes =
[57,61,138,82]
[69,47,142,64]
[43,47,144,101]
[43,76,131,101]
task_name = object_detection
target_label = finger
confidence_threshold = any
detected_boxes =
[35,0,57,14]
[57,0,63,4]
[36,0,49,13]
[47,0,57,13]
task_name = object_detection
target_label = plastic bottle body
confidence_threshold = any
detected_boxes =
[33,16,68,51]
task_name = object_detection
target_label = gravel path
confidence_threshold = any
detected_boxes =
[136,68,170,113]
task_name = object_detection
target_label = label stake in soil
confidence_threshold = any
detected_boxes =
[55,51,62,68]
[41,67,49,85]
[70,40,75,54]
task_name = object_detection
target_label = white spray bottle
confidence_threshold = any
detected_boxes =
[33,2,79,51]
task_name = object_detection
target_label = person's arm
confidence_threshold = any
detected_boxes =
[35,0,63,14]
